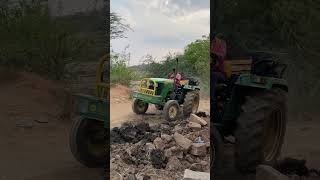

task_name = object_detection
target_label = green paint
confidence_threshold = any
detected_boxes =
[73,94,108,127]
[235,74,288,90]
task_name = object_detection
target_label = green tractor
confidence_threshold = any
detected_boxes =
[212,53,288,174]
[132,59,201,121]
[69,55,108,168]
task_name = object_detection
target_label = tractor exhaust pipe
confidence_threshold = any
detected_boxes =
[174,58,179,90]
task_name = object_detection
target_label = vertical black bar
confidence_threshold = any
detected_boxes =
[105,0,110,179]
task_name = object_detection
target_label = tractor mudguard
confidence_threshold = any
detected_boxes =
[183,84,200,91]
[235,74,288,92]
[73,94,108,128]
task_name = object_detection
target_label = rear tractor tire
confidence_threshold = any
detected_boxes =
[163,100,180,121]
[132,98,149,114]
[70,117,106,168]
[183,91,200,117]
[235,88,287,173]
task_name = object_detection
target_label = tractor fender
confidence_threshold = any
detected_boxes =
[235,74,288,92]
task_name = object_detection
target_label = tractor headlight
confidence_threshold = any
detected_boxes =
[252,75,266,84]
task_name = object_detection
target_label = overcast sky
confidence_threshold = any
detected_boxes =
[111,0,210,66]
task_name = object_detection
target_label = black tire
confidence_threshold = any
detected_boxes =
[132,98,148,114]
[211,125,223,176]
[163,100,180,121]
[183,90,200,117]
[155,104,163,110]
[235,88,287,173]
[70,117,106,168]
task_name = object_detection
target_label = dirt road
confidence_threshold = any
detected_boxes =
[110,84,210,128]
[0,72,104,180]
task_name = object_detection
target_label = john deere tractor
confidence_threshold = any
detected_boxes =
[212,52,288,174]
[69,55,108,168]
[132,59,200,121]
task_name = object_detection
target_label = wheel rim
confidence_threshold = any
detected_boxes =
[168,105,178,119]
[192,95,200,113]
[263,109,283,162]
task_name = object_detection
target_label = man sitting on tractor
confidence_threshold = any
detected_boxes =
[168,68,182,87]
[210,33,227,116]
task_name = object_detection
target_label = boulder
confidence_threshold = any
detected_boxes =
[188,122,202,131]
[189,114,207,126]
[166,156,182,171]
[164,146,183,159]
[153,137,165,150]
[190,143,207,156]
[161,133,173,142]
[173,133,192,150]
[183,169,210,180]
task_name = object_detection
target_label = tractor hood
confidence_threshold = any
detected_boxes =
[147,78,173,83]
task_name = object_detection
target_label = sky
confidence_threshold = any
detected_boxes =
[111,0,210,66]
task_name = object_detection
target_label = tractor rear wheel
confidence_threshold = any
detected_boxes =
[70,117,106,168]
[211,125,223,175]
[132,99,149,114]
[235,88,287,173]
[183,90,200,117]
[163,100,180,121]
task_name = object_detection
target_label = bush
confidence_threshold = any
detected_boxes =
[0,0,86,80]
[110,51,136,86]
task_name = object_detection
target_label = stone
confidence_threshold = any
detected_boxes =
[145,143,155,151]
[186,154,195,163]
[173,133,192,150]
[161,133,172,142]
[126,174,137,180]
[190,143,207,156]
[189,114,207,126]
[166,156,182,171]
[153,137,165,150]
[188,122,202,130]
[164,146,183,158]
[183,169,210,180]
[190,163,203,172]
[256,165,290,180]
[174,125,183,133]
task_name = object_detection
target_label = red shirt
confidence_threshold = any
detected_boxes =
[211,38,227,73]
[169,73,182,85]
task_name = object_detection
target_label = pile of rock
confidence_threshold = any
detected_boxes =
[110,113,210,180]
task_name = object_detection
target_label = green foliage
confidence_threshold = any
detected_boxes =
[143,36,210,94]
[0,0,87,80]
[110,12,131,39]
[110,50,137,86]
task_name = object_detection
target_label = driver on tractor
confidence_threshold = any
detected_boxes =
[168,68,182,87]
[210,33,227,117]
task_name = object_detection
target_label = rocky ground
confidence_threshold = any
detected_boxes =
[110,112,210,180]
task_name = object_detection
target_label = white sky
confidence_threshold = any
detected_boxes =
[111,0,210,66]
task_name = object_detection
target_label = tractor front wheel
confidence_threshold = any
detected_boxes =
[163,100,180,121]
[132,99,149,114]
[235,88,287,173]
[70,117,106,168]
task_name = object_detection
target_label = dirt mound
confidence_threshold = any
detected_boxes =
[0,71,67,123]
[110,116,210,180]
[110,84,132,104]
[110,122,159,144]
